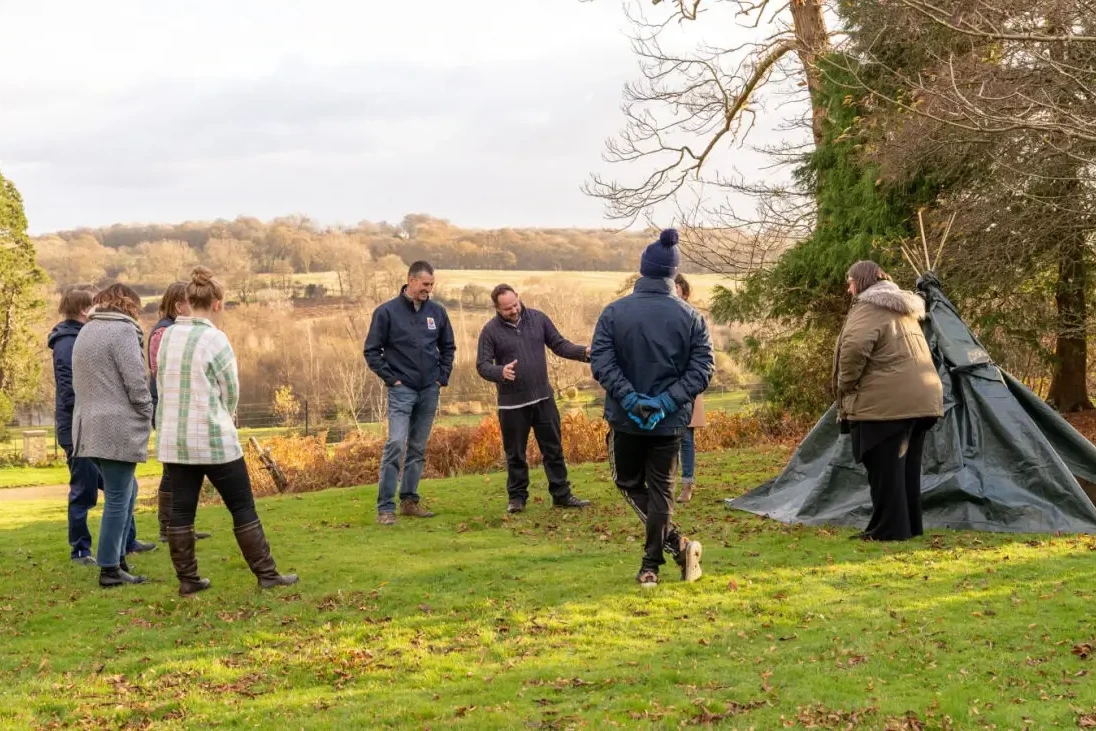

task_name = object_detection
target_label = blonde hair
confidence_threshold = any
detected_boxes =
[846,260,891,295]
[157,281,188,320]
[186,266,225,310]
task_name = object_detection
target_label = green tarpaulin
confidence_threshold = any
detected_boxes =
[727,273,1096,534]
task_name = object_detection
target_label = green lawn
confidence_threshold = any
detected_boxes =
[0,460,163,489]
[2,447,1096,728]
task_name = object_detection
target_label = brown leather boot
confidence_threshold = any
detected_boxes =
[233,520,299,588]
[167,526,211,597]
[400,501,435,518]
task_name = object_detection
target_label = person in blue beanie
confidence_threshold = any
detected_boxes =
[590,228,715,587]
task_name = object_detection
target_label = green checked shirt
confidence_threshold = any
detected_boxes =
[155,316,243,465]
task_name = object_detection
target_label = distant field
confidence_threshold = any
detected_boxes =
[287,270,733,306]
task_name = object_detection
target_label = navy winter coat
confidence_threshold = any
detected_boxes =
[590,276,715,436]
[48,319,84,448]
[364,287,457,390]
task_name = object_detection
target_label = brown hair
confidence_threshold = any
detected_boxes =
[490,283,516,306]
[674,273,692,302]
[157,281,188,320]
[846,260,891,295]
[186,266,225,310]
[58,288,94,320]
[93,283,142,321]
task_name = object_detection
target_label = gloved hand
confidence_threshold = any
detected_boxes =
[653,392,678,415]
[624,393,662,430]
[622,392,640,411]
[636,396,667,430]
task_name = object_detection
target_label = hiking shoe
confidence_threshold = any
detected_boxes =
[377,512,397,526]
[636,569,659,588]
[553,495,590,509]
[71,555,97,567]
[126,540,158,555]
[507,499,526,514]
[400,501,435,518]
[680,540,703,582]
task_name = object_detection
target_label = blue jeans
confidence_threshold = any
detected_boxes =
[94,459,138,569]
[63,445,102,558]
[680,427,696,483]
[378,384,440,513]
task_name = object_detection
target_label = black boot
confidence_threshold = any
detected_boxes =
[99,565,147,588]
[233,520,298,588]
[167,526,211,597]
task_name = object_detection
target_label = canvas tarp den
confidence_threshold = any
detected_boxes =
[726,273,1096,535]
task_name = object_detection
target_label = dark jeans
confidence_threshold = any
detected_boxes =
[166,458,259,528]
[680,427,696,482]
[378,384,440,513]
[93,459,138,569]
[607,430,684,572]
[499,399,572,503]
[861,420,933,541]
[63,444,102,558]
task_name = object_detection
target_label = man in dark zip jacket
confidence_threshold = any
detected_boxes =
[591,229,715,587]
[364,261,456,524]
[48,289,102,565]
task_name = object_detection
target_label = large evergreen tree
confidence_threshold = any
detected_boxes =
[0,169,48,428]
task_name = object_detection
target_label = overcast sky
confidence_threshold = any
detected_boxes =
[0,0,786,234]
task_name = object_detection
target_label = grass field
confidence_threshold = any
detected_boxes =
[3,447,1096,728]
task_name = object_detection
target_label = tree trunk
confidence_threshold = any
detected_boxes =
[1046,231,1093,412]
[789,0,831,146]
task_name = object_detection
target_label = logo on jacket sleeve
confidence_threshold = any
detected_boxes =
[426,317,437,331]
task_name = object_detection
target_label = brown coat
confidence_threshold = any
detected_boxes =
[833,281,943,422]
[688,392,706,428]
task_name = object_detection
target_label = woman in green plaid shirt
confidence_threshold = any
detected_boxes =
[156,266,298,597]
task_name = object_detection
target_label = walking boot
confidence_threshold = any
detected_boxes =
[676,481,694,503]
[400,501,435,518]
[167,526,211,597]
[99,565,147,588]
[233,520,299,588]
[672,536,703,582]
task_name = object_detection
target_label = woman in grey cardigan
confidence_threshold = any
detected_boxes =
[72,284,155,588]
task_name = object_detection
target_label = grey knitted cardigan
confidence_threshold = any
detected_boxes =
[72,310,154,463]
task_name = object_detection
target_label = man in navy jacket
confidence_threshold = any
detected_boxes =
[591,229,714,586]
[48,289,102,565]
[364,261,456,524]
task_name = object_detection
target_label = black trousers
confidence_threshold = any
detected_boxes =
[860,420,933,541]
[607,430,683,572]
[166,458,259,529]
[499,399,572,503]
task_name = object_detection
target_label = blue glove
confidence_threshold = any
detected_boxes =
[654,392,678,415]
[636,396,667,430]
[622,392,639,411]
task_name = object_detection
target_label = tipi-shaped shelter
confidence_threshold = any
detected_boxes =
[727,270,1096,535]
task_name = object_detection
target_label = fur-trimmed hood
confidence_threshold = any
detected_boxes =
[856,280,926,320]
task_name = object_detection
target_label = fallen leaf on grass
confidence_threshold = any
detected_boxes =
[1073,643,1094,660]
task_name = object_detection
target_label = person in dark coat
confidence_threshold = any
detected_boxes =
[364,261,457,525]
[591,229,715,586]
[48,288,102,565]
[835,261,944,541]
[148,282,210,544]
[476,284,592,513]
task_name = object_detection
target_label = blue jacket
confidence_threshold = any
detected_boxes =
[364,287,457,390]
[591,276,715,436]
[48,319,84,447]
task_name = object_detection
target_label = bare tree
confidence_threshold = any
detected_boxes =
[585,0,832,273]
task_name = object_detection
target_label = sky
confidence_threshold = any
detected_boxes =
[0,0,788,234]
